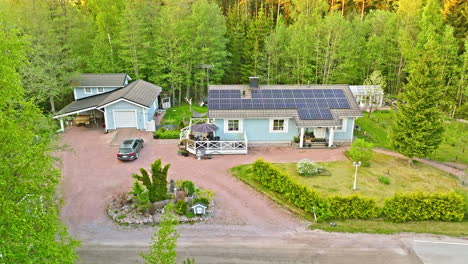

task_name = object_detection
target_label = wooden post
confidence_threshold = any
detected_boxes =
[299,127,305,148]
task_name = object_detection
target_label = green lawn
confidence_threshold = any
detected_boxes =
[160,104,208,125]
[274,152,464,205]
[355,110,468,164]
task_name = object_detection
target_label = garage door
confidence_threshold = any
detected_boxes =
[114,110,137,128]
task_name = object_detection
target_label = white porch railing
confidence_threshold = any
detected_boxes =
[186,131,248,155]
[179,118,215,141]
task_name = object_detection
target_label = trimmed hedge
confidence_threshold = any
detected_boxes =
[328,195,379,219]
[252,159,331,220]
[383,192,465,222]
[154,129,180,139]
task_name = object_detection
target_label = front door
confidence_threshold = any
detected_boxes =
[314,128,326,138]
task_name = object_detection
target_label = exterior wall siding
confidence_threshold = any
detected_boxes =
[214,118,298,142]
[325,118,355,141]
[104,101,146,130]
[147,99,159,120]
[74,87,120,100]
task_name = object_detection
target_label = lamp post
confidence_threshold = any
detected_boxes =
[352,161,361,190]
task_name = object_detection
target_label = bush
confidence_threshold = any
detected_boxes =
[252,159,331,220]
[154,128,180,139]
[296,159,324,176]
[185,211,195,218]
[129,180,151,212]
[193,197,209,206]
[383,192,465,222]
[181,180,195,195]
[174,200,188,215]
[328,195,379,219]
[347,139,373,167]
[378,176,390,185]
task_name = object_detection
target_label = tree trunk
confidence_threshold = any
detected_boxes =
[408,158,413,166]
[49,96,56,113]
[341,0,346,16]
[360,0,365,21]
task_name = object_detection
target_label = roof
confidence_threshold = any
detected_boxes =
[55,80,162,117]
[349,85,384,96]
[191,203,207,208]
[207,84,362,127]
[72,73,130,87]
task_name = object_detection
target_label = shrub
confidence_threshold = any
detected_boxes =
[193,197,209,206]
[383,192,465,222]
[129,180,151,212]
[181,180,195,196]
[195,189,214,204]
[251,159,331,220]
[378,176,390,185]
[117,214,127,220]
[153,128,180,139]
[296,159,324,176]
[328,195,379,219]
[347,139,373,167]
[133,159,170,203]
[185,211,195,218]
[174,200,188,215]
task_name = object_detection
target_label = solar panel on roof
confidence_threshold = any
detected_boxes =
[282,90,294,98]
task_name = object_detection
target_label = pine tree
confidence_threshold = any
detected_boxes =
[390,0,446,164]
[133,159,170,203]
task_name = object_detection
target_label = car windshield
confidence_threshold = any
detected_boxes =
[119,148,133,154]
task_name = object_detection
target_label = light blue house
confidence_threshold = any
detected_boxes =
[193,77,362,154]
[54,74,162,132]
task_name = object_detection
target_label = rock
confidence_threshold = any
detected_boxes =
[152,199,173,210]
[175,191,186,201]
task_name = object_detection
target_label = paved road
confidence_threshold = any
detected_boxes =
[411,240,468,264]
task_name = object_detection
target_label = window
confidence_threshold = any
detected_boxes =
[270,119,288,133]
[224,119,242,133]
[228,120,239,131]
[335,118,348,132]
[84,87,92,94]
[97,87,104,93]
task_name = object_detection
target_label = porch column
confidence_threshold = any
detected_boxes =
[299,127,305,148]
[59,118,65,132]
[379,95,383,107]
[328,127,334,147]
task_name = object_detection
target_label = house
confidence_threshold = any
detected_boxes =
[182,77,362,155]
[349,85,384,109]
[54,74,162,132]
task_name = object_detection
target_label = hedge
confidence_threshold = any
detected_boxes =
[328,195,379,219]
[251,159,331,220]
[383,192,465,222]
[154,129,180,139]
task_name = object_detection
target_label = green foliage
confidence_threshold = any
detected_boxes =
[378,176,391,185]
[193,197,209,206]
[347,139,373,167]
[0,26,79,263]
[328,195,380,219]
[383,192,465,222]
[161,104,207,125]
[195,189,214,204]
[142,203,179,264]
[154,129,180,139]
[181,181,195,195]
[185,211,196,219]
[183,258,196,264]
[296,159,324,176]
[133,159,170,203]
[174,200,188,215]
[130,180,151,212]
[251,159,331,221]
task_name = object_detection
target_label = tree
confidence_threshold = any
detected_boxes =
[142,203,179,264]
[390,0,446,164]
[347,139,373,167]
[133,159,170,203]
[0,25,79,263]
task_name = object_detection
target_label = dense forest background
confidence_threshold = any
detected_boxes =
[0,0,466,117]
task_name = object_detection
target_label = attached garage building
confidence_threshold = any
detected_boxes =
[54,78,162,132]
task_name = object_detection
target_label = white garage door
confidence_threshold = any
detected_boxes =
[114,110,137,128]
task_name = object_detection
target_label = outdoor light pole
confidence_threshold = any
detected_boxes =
[352,161,361,190]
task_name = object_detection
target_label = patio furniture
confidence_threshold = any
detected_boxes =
[191,123,218,133]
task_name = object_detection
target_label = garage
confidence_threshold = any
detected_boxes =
[114,110,137,128]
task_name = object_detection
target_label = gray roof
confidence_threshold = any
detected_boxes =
[56,80,162,117]
[207,84,362,127]
[73,73,130,87]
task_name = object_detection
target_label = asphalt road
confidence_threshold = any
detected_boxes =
[411,240,468,264]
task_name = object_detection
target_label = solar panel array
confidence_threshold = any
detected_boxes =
[208,89,350,120]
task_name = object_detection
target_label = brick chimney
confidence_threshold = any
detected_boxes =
[249,77,259,89]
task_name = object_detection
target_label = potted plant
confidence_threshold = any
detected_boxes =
[153,132,159,139]
[178,150,189,157]
[293,136,300,143]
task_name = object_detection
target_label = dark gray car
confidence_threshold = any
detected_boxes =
[117,138,144,161]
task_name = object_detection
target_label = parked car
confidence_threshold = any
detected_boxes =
[117,138,144,161]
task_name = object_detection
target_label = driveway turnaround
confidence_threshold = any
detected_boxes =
[57,127,451,263]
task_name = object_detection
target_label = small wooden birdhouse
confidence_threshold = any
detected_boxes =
[191,203,207,215]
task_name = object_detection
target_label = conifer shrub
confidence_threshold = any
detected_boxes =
[174,200,188,215]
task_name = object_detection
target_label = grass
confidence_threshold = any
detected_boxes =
[355,110,468,164]
[230,153,468,237]
[161,104,208,125]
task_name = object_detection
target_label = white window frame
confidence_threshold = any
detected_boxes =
[269,118,288,133]
[97,87,104,94]
[84,87,92,94]
[224,119,243,133]
[335,118,348,132]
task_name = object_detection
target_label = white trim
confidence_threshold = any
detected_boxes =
[73,88,78,100]
[53,106,98,119]
[328,127,334,147]
[77,85,125,88]
[335,118,348,132]
[224,119,243,133]
[84,87,92,94]
[143,109,147,130]
[97,87,104,94]
[103,107,108,131]
[112,109,138,129]
[269,118,289,133]
[98,98,149,110]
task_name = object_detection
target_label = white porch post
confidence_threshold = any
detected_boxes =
[379,95,383,107]
[328,127,334,147]
[299,127,305,148]
[59,118,65,132]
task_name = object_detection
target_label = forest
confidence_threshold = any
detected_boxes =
[0,0,466,117]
